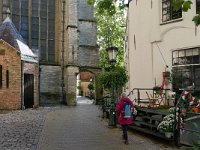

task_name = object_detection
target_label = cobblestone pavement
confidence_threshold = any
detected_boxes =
[0,107,57,150]
[0,97,184,150]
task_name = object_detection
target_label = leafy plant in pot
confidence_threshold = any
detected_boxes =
[157,114,175,138]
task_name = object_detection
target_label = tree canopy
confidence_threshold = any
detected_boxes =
[87,0,127,16]
[88,0,128,93]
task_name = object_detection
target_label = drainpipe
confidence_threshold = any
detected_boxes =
[21,60,24,110]
[61,0,66,104]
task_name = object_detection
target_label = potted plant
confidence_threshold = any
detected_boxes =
[157,114,175,138]
[163,71,170,78]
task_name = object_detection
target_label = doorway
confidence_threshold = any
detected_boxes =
[24,74,34,108]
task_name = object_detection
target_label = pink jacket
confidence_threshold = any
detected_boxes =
[116,97,134,125]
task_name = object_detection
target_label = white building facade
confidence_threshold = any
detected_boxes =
[125,0,200,99]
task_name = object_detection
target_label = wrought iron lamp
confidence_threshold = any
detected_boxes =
[106,46,118,127]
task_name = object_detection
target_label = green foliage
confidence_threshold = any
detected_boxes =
[98,66,128,89]
[87,0,126,16]
[192,15,200,26]
[87,0,127,91]
[173,0,184,11]
[87,0,95,5]
[173,0,192,12]
[182,0,193,11]
[77,85,81,90]
[88,83,95,90]
[96,8,126,68]
[172,0,200,26]
[88,0,127,68]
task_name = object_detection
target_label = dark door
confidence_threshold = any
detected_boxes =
[24,74,34,108]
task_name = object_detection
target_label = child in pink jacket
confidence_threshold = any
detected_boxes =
[116,93,134,145]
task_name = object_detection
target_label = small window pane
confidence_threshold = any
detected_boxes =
[21,23,28,30]
[48,32,55,39]
[40,32,47,39]
[21,17,28,23]
[186,49,193,56]
[40,45,47,61]
[172,51,178,58]
[31,24,39,31]
[48,53,55,62]
[32,31,38,38]
[193,48,199,55]
[20,30,28,38]
[32,38,38,48]
[6,70,9,88]
[179,50,185,57]
[3,0,10,6]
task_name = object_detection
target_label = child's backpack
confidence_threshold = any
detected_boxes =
[123,102,132,118]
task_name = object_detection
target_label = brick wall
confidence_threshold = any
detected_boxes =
[0,40,21,110]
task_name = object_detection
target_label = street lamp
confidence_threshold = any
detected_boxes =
[107,46,118,67]
[107,46,118,127]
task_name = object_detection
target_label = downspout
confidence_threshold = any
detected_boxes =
[21,60,24,110]
[61,0,66,104]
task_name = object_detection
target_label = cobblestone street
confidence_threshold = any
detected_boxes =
[0,97,182,150]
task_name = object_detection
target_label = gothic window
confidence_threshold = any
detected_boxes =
[1,0,56,63]
[11,0,20,30]
[197,0,200,13]
[20,0,28,44]
[31,0,39,51]
[48,40,55,61]
[40,39,47,61]
[32,0,39,17]
[2,0,10,20]
[162,0,182,22]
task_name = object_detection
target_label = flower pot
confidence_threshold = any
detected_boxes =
[163,71,170,78]
[165,132,173,138]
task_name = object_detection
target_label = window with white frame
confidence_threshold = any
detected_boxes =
[162,0,182,22]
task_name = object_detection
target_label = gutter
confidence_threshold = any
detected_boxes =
[61,0,66,104]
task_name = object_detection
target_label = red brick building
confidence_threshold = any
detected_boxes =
[0,17,39,110]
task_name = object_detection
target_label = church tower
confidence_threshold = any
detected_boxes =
[0,0,100,106]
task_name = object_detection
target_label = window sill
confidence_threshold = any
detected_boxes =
[160,18,183,26]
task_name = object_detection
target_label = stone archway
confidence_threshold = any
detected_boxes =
[77,70,97,99]
[64,66,101,106]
